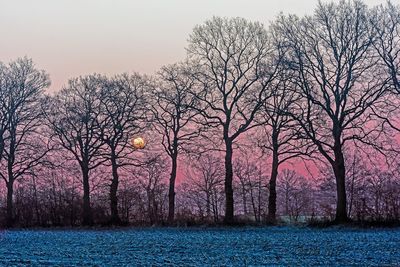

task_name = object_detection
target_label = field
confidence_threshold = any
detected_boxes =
[0,227,399,266]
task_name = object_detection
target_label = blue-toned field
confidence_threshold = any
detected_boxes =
[0,227,398,266]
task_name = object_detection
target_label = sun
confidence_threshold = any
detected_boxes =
[132,137,145,149]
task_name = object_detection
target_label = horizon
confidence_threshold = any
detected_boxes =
[0,1,399,265]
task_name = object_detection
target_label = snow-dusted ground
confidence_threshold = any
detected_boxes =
[0,227,398,266]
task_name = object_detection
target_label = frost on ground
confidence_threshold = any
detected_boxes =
[0,227,398,266]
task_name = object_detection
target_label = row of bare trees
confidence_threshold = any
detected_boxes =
[2,149,398,226]
[0,0,399,227]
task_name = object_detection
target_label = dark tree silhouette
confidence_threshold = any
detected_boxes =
[0,58,50,226]
[98,74,148,225]
[370,2,400,136]
[258,71,313,222]
[274,0,388,223]
[187,17,281,224]
[0,63,8,163]
[371,1,400,94]
[45,75,105,226]
[150,62,200,224]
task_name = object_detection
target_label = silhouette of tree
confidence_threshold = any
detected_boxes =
[45,75,105,226]
[185,153,224,222]
[370,2,400,137]
[274,0,388,223]
[0,58,50,226]
[371,1,400,94]
[98,74,148,225]
[150,63,200,224]
[188,17,282,224]
[257,69,314,222]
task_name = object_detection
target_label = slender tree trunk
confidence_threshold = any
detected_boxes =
[6,180,14,227]
[285,184,290,217]
[348,164,356,219]
[6,136,16,227]
[147,189,153,224]
[109,151,121,225]
[206,191,211,218]
[32,175,41,225]
[81,164,93,226]
[250,187,258,222]
[242,185,247,214]
[332,146,348,223]
[0,135,4,163]
[257,180,262,222]
[168,152,178,224]
[212,189,219,222]
[267,144,279,223]
[224,138,234,224]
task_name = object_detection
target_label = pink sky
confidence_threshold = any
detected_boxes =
[0,0,386,92]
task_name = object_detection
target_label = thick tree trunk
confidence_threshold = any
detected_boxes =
[224,138,234,224]
[6,180,14,227]
[81,165,93,226]
[168,153,178,224]
[267,149,279,223]
[332,147,348,223]
[109,153,121,225]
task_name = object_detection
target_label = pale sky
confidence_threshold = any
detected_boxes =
[0,0,388,92]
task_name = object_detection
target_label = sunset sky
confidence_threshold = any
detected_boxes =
[0,0,387,92]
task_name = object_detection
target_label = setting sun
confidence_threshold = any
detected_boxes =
[132,137,145,149]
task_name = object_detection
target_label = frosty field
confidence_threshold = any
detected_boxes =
[0,227,398,266]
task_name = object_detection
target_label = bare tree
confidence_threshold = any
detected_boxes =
[151,63,200,224]
[274,0,388,223]
[278,170,297,218]
[45,75,105,226]
[187,17,281,224]
[0,63,9,163]
[369,2,400,139]
[278,169,314,222]
[257,70,313,222]
[185,153,224,222]
[134,153,168,225]
[98,74,148,225]
[234,157,266,222]
[0,58,50,226]
[371,1,400,94]
[118,179,142,223]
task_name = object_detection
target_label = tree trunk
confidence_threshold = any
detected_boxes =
[81,164,93,226]
[6,180,14,227]
[109,152,121,225]
[6,138,16,227]
[250,187,258,222]
[332,147,348,223]
[348,165,356,219]
[224,138,234,224]
[267,145,279,223]
[32,175,41,226]
[206,191,211,218]
[242,185,247,214]
[168,153,178,224]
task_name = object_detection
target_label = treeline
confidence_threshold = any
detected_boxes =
[0,0,399,227]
